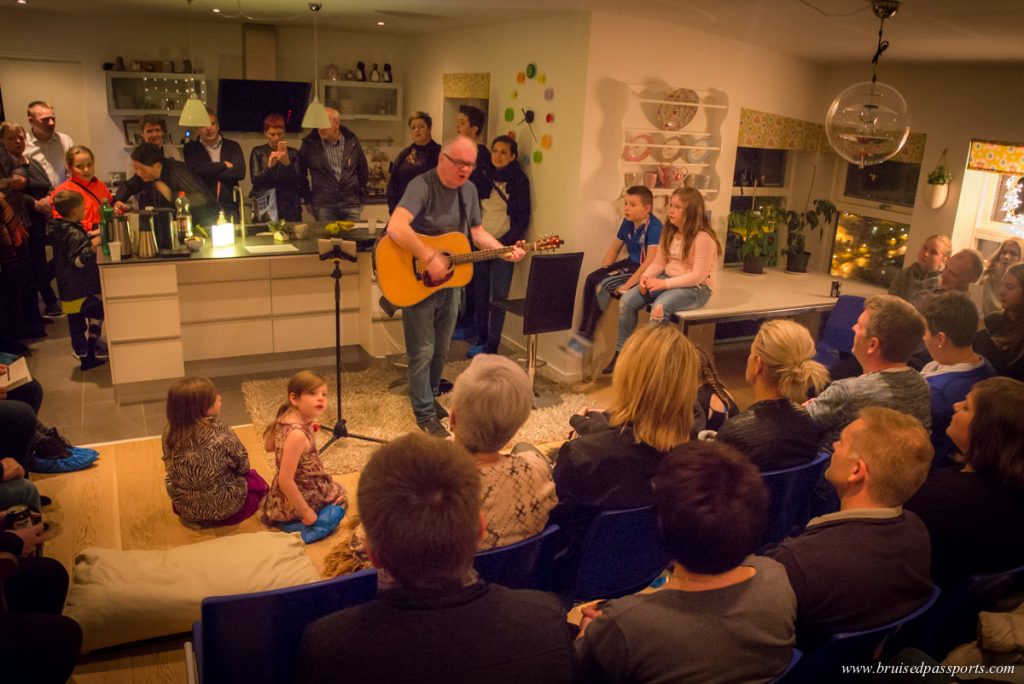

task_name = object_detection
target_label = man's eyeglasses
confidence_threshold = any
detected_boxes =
[442,152,476,170]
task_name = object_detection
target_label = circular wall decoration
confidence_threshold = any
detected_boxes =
[507,62,556,164]
[656,135,688,163]
[623,133,653,162]
[657,88,699,131]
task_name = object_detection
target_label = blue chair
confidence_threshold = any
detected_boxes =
[568,505,670,605]
[474,525,561,591]
[922,563,1024,658]
[780,586,941,683]
[768,649,802,684]
[187,568,378,684]
[759,452,830,547]
[813,294,865,369]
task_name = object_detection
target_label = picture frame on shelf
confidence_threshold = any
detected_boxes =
[122,119,142,146]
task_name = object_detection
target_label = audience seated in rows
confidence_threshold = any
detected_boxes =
[297,432,575,684]
[908,248,987,370]
[548,325,699,575]
[918,292,995,465]
[575,441,795,684]
[805,294,931,448]
[904,377,1024,590]
[888,233,950,302]
[325,355,557,577]
[973,262,1024,381]
[765,407,934,650]
[716,319,827,470]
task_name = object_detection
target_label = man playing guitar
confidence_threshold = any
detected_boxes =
[386,135,524,437]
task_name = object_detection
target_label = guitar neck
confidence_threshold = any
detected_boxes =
[449,244,521,266]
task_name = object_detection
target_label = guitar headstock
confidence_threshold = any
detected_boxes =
[527,234,563,252]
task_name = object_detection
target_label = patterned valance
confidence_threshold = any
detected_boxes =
[737,107,926,164]
[967,139,1024,174]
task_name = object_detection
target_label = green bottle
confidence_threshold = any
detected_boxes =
[100,199,114,257]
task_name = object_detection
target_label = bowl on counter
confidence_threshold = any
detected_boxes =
[184,236,205,252]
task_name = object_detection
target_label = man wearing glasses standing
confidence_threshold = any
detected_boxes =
[386,136,525,437]
[298,107,368,221]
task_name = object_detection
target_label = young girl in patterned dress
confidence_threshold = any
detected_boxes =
[162,377,268,527]
[261,370,347,526]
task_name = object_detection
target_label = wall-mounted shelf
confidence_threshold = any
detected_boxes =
[320,81,403,122]
[106,71,207,116]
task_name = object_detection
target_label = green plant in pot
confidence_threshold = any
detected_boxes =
[927,165,953,209]
[728,208,778,274]
[780,199,837,273]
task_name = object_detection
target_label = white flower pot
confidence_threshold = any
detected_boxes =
[928,182,949,209]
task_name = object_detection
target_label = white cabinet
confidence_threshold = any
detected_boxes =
[320,81,402,121]
[106,71,207,116]
[620,84,727,202]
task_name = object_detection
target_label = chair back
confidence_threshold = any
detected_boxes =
[474,525,561,591]
[519,252,584,335]
[923,563,1024,657]
[813,295,865,364]
[195,568,378,684]
[572,505,669,604]
[768,649,802,684]
[760,452,830,547]
[781,586,941,683]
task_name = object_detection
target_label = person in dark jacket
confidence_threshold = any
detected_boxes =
[386,111,441,214]
[974,263,1024,381]
[248,113,304,222]
[46,190,104,369]
[183,109,245,221]
[297,432,575,684]
[297,107,368,221]
[115,143,220,228]
[468,135,531,357]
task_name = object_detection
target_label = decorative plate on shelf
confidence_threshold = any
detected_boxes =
[657,88,699,131]
[623,133,653,162]
[686,145,712,164]
[656,135,688,163]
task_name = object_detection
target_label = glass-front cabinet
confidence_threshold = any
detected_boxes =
[320,81,402,122]
[105,72,207,116]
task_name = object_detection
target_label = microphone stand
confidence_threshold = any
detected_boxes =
[319,243,387,450]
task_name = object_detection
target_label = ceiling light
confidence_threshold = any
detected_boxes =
[376,21,385,26]
[301,3,331,130]
[824,0,910,168]
[16,0,27,5]
[212,7,221,12]
[178,0,211,128]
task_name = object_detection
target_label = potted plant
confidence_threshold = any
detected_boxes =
[728,208,778,274]
[927,165,953,209]
[780,199,838,273]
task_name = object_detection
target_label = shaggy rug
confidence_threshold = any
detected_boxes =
[241,361,590,475]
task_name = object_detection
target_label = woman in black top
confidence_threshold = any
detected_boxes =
[248,113,304,222]
[974,263,1024,381]
[385,111,441,213]
[716,319,829,470]
[904,376,1024,589]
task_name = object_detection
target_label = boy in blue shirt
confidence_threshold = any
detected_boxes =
[564,186,662,356]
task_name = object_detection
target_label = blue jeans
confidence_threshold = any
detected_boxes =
[473,259,515,353]
[315,204,361,221]
[616,277,711,350]
[402,288,460,423]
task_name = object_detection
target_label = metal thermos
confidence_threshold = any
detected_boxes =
[107,216,133,258]
[150,207,176,250]
[135,211,159,259]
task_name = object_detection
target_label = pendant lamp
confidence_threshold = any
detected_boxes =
[301,2,331,130]
[178,0,210,128]
[825,0,910,168]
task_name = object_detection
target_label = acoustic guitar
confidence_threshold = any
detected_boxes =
[374,232,563,308]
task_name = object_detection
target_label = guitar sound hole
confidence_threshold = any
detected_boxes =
[420,253,454,288]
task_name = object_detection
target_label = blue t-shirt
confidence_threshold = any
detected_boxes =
[616,215,663,264]
[397,169,482,237]
[922,358,996,465]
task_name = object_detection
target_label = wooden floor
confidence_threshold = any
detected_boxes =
[35,424,360,684]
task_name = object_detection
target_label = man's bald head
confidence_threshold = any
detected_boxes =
[941,249,985,292]
[437,135,478,189]
[318,107,342,143]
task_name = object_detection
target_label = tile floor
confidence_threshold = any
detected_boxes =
[26,315,754,447]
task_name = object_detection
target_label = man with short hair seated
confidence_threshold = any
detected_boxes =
[575,441,796,684]
[918,291,995,465]
[806,294,932,447]
[297,432,575,684]
[765,407,934,649]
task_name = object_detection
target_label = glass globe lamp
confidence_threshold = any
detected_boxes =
[825,81,910,168]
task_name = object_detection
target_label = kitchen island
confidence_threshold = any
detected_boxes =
[97,223,405,400]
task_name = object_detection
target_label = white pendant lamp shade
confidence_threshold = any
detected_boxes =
[301,95,331,130]
[825,81,910,168]
[178,93,210,127]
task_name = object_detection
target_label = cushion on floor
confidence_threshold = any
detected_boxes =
[64,530,320,652]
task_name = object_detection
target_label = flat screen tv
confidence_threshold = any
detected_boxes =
[216,79,311,133]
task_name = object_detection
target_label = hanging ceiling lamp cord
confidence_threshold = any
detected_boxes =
[311,3,320,92]
[870,14,889,85]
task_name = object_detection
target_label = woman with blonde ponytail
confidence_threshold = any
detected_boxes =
[716,320,829,470]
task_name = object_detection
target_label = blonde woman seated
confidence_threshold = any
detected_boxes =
[549,325,700,568]
[325,354,557,577]
[714,320,829,471]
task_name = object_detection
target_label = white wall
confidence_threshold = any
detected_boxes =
[822,63,1024,255]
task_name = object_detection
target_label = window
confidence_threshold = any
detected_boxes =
[830,211,911,287]
[842,160,921,208]
[969,171,1024,253]
[732,148,787,188]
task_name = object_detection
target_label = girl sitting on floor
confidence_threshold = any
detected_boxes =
[162,377,268,527]
[606,186,721,375]
[260,371,347,530]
